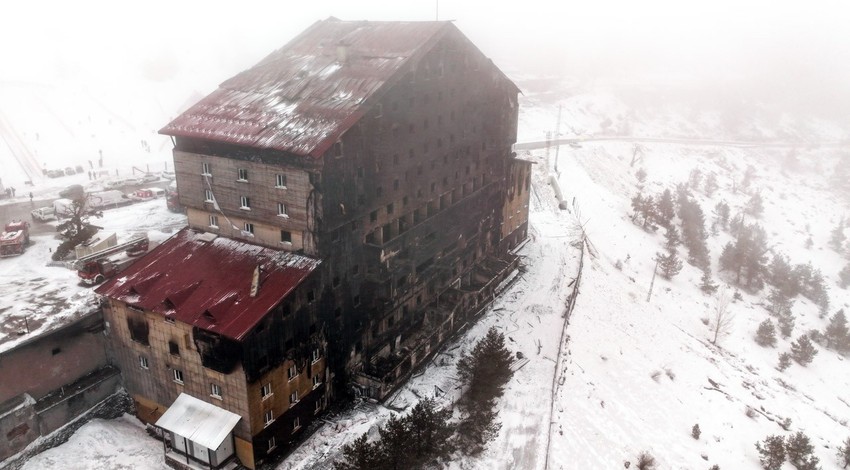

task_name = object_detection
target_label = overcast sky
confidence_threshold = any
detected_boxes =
[1,0,848,113]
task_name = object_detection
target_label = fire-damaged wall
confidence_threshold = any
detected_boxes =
[314,26,521,389]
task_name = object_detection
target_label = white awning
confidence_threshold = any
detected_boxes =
[156,393,241,450]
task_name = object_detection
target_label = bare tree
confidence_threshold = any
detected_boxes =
[710,289,735,346]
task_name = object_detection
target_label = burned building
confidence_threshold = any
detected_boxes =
[158,18,529,401]
[97,17,528,469]
[96,230,329,468]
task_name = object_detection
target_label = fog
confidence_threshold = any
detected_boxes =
[1,0,849,119]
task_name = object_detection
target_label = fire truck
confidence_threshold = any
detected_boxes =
[0,221,30,257]
[74,235,149,285]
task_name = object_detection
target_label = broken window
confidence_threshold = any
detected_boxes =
[127,315,149,346]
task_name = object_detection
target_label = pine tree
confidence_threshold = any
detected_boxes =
[746,192,765,217]
[767,288,794,317]
[768,253,794,297]
[656,188,676,227]
[679,198,710,269]
[700,268,718,294]
[713,201,730,230]
[790,334,818,366]
[688,168,702,189]
[840,263,850,289]
[457,327,513,406]
[785,431,815,469]
[755,435,786,470]
[656,251,683,280]
[664,225,681,253]
[404,398,454,463]
[334,434,381,470]
[837,437,850,469]
[755,319,777,347]
[778,311,795,339]
[831,218,847,253]
[825,310,849,350]
[378,414,411,470]
[777,352,792,371]
[704,173,719,196]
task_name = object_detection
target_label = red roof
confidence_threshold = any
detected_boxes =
[95,229,319,341]
[159,18,452,158]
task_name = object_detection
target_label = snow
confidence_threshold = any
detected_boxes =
[8,78,850,470]
[0,199,186,353]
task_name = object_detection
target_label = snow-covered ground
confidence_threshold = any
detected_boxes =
[0,199,186,353]
[5,79,850,469]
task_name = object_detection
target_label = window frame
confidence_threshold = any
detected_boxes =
[237,168,248,182]
[172,368,184,384]
[287,365,297,381]
[208,214,219,228]
[289,390,299,407]
[275,174,287,188]
[261,383,272,399]
[293,416,301,431]
[244,223,254,235]
[277,203,288,218]
[139,355,149,369]
[201,162,211,176]
[204,189,214,203]
[210,383,222,399]
[263,410,274,427]
[280,230,292,244]
[239,195,251,210]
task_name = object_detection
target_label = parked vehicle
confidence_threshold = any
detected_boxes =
[54,190,130,219]
[140,173,159,183]
[75,235,149,285]
[31,207,57,222]
[59,184,84,199]
[75,165,85,174]
[64,167,76,175]
[130,187,166,201]
[0,221,30,257]
[46,169,65,178]
[160,170,175,180]
[166,181,184,213]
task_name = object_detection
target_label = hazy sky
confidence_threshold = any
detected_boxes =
[1,0,848,111]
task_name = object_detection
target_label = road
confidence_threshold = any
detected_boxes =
[513,135,849,151]
[0,180,174,236]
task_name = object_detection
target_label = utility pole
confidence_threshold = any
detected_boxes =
[646,259,658,302]
[553,104,562,175]
[544,131,552,173]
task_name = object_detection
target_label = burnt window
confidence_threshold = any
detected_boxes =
[51,347,61,355]
[331,142,343,158]
[370,210,378,222]
[386,203,394,214]
[307,289,315,303]
[280,230,292,244]
[351,264,360,275]
[332,276,341,287]
[334,307,342,318]
[353,294,361,306]
[402,196,409,207]
[376,186,383,197]
[127,316,149,346]
[169,341,180,356]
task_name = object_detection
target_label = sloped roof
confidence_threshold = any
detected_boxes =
[160,18,453,158]
[95,228,319,341]
[156,393,241,450]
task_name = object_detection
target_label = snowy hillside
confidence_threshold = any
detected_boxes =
[6,81,850,470]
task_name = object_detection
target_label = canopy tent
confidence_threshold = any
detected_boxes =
[155,393,241,451]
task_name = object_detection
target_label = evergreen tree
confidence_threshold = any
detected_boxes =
[778,311,796,339]
[378,414,411,470]
[679,198,710,269]
[755,435,786,470]
[713,201,730,230]
[688,167,702,189]
[700,268,718,294]
[831,218,847,253]
[631,193,657,229]
[778,352,792,371]
[785,431,816,469]
[704,173,719,196]
[404,398,454,463]
[768,253,794,297]
[840,263,850,289]
[457,406,500,455]
[636,167,647,187]
[656,251,683,280]
[746,192,765,217]
[334,434,381,470]
[664,225,681,253]
[790,334,818,366]
[457,327,513,406]
[837,437,850,469]
[755,319,777,347]
[767,288,794,317]
[825,310,849,350]
[656,188,676,227]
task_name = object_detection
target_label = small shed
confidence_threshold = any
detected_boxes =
[156,393,241,469]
